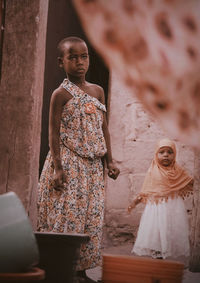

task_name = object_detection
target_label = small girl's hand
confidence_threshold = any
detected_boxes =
[127,196,142,213]
[127,203,135,213]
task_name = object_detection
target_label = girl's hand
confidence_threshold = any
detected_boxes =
[53,169,67,191]
[127,197,142,213]
[108,163,120,180]
[127,203,136,213]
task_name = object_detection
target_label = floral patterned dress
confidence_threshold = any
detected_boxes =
[37,79,107,270]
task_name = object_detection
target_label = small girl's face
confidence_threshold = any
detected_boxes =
[157,146,175,167]
[59,41,89,78]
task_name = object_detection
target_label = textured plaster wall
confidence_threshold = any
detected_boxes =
[104,71,194,246]
[0,0,48,225]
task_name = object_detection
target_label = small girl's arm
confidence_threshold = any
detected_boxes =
[127,196,142,213]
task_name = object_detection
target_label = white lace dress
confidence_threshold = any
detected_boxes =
[132,196,190,262]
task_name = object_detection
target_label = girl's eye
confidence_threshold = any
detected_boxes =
[81,54,88,59]
[68,54,88,61]
[69,56,76,60]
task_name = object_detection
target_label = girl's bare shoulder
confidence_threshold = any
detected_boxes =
[86,82,105,102]
[87,81,103,92]
[51,85,72,105]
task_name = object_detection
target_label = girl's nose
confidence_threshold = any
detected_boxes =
[77,56,83,64]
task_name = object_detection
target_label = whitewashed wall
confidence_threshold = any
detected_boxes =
[104,71,194,247]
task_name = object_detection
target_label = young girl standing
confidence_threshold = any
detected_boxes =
[128,138,193,262]
[37,36,120,283]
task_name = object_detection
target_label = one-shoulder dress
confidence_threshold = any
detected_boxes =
[37,79,107,270]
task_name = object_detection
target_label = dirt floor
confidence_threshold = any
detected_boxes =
[87,244,200,283]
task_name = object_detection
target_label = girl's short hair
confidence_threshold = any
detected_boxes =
[57,36,86,57]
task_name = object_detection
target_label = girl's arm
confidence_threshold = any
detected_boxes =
[98,86,120,180]
[49,88,69,190]
[102,113,119,179]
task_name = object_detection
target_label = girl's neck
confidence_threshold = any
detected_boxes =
[67,75,86,87]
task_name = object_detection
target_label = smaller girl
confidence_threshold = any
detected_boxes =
[128,138,193,261]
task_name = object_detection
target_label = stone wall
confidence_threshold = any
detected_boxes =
[104,71,194,247]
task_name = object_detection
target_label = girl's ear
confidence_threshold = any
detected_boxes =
[58,57,63,68]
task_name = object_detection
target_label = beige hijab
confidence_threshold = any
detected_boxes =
[139,138,193,203]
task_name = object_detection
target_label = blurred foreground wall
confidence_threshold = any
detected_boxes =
[0,0,49,226]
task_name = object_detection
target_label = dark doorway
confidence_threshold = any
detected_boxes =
[39,0,109,174]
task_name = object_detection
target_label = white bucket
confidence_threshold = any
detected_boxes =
[0,192,39,272]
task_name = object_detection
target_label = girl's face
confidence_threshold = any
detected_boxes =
[59,41,89,78]
[157,146,175,167]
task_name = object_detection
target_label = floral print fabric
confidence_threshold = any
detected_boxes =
[60,79,107,159]
[37,79,107,270]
